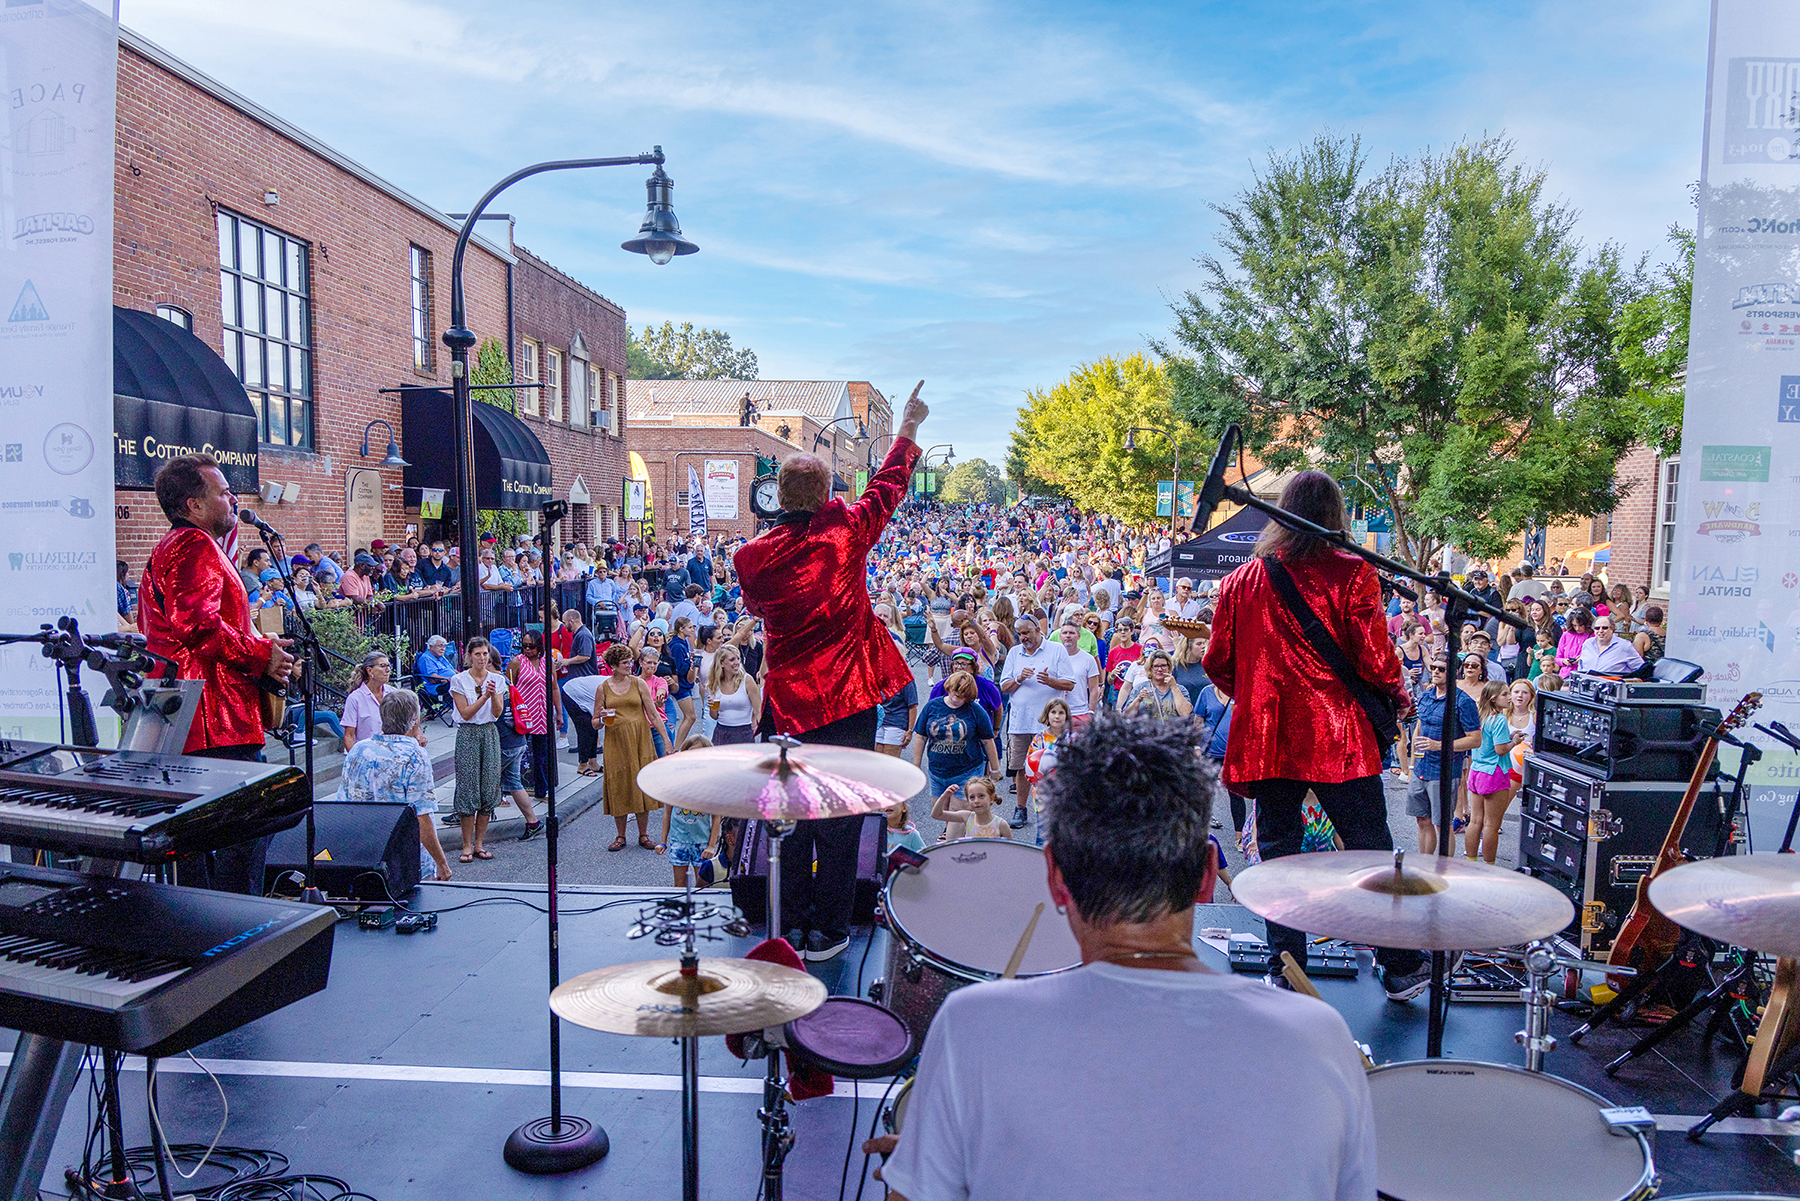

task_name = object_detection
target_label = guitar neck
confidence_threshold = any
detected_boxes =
[1650,737,1720,876]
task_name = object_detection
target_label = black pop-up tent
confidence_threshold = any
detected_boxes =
[1144,505,1267,584]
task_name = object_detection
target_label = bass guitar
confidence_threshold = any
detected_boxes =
[1606,691,1761,988]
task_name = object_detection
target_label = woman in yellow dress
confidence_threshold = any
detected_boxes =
[598,642,661,852]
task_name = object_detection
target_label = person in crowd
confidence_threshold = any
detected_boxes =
[239,547,270,601]
[1170,633,1209,707]
[416,542,454,593]
[664,615,700,748]
[998,614,1075,831]
[302,542,343,589]
[1460,681,1517,864]
[1026,698,1072,819]
[876,666,919,759]
[1456,647,1489,706]
[343,650,411,752]
[661,734,722,887]
[599,642,662,852]
[637,646,675,755]
[449,635,506,864]
[554,609,599,772]
[1607,584,1636,636]
[693,622,724,738]
[1555,608,1595,678]
[1056,619,1103,725]
[1579,614,1645,675]
[1123,650,1195,719]
[414,634,456,715]
[503,630,551,839]
[1634,605,1666,666]
[1102,616,1142,704]
[1410,655,1481,858]
[931,775,1011,840]
[912,669,1002,829]
[885,798,925,854]
[335,553,378,605]
[706,642,760,745]
[333,688,452,883]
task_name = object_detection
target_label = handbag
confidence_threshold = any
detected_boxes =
[1262,555,1401,746]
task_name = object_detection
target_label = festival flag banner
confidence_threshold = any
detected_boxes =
[420,488,446,519]
[687,463,707,540]
[624,478,647,522]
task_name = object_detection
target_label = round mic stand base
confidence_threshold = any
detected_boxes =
[503,1117,610,1175]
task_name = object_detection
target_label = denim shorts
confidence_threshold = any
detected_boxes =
[501,744,527,793]
[667,840,708,867]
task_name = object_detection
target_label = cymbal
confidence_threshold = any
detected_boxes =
[635,744,922,820]
[551,957,827,1038]
[1649,854,1800,958]
[1230,851,1575,951]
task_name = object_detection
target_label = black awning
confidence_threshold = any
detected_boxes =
[400,388,552,511]
[1145,505,1267,582]
[113,306,260,492]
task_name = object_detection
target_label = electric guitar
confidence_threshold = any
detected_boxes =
[1606,692,1762,988]
[1742,956,1800,1097]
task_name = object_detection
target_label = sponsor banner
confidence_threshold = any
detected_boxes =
[687,464,706,541]
[624,478,646,523]
[1672,1,1800,850]
[0,0,117,742]
[703,459,739,521]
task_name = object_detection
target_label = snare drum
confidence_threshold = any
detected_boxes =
[1367,1061,1656,1201]
[783,997,913,1080]
[883,1075,913,1135]
[877,839,1082,1040]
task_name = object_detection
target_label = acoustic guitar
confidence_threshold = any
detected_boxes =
[1606,692,1762,988]
[1741,956,1800,1097]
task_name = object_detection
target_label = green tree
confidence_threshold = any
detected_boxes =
[1614,224,1692,456]
[628,321,759,380]
[939,457,1008,506]
[1010,353,1205,523]
[472,336,526,541]
[1163,134,1645,568]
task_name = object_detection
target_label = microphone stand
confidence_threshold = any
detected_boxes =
[1204,424,1524,1059]
[253,520,325,906]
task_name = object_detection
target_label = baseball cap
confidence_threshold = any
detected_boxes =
[369,539,388,551]
[950,648,979,662]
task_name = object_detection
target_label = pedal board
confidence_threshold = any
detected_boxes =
[1227,935,1360,978]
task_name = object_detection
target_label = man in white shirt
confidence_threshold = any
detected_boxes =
[998,615,1073,829]
[868,715,1376,1201]
[1170,578,1204,620]
[1056,619,1101,726]
[1578,616,1646,675]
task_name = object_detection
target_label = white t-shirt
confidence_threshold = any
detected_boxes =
[882,963,1375,1201]
[559,673,605,714]
[1060,648,1100,717]
[449,670,507,724]
[999,641,1074,736]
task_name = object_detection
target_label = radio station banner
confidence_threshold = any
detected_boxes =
[1669,0,1800,850]
[703,459,738,520]
[0,0,119,742]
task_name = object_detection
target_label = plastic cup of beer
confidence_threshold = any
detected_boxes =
[709,698,721,718]
[602,708,617,728]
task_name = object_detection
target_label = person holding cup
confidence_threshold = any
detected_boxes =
[707,643,761,745]
[598,642,661,852]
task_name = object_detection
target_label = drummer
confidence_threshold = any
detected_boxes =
[869,712,1376,1200]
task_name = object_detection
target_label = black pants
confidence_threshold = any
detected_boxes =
[562,689,600,762]
[190,742,271,895]
[763,705,879,943]
[528,731,553,799]
[1249,775,1424,978]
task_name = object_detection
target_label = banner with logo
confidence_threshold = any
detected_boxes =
[703,459,738,520]
[0,0,118,742]
[624,478,646,523]
[1669,0,1800,851]
[687,463,706,541]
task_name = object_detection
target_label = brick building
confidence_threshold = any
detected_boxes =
[1499,444,1677,596]
[110,28,632,572]
[626,380,893,541]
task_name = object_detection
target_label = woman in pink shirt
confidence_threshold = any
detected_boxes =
[1555,608,1594,678]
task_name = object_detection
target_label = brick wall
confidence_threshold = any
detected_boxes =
[112,45,509,571]
[627,425,830,541]
[1605,443,1661,592]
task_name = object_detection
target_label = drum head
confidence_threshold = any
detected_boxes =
[1367,1061,1653,1201]
[885,1076,914,1135]
[784,997,914,1080]
[883,840,1082,978]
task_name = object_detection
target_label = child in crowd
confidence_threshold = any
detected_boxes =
[1461,681,1517,864]
[1025,699,1070,840]
[886,799,926,855]
[662,735,722,886]
[932,776,1012,841]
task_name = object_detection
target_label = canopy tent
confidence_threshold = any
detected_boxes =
[1568,540,1612,565]
[400,388,552,511]
[1144,505,1267,584]
[113,306,260,493]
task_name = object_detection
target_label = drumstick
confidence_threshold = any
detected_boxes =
[1003,903,1045,980]
[1280,952,1375,1069]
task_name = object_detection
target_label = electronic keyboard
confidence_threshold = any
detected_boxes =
[0,861,334,1055]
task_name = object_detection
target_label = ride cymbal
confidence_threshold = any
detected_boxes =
[551,957,827,1038]
[1648,854,1800,958]
[1230,851,1575,951]
[635,743,921,820]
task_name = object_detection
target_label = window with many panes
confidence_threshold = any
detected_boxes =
[409,246,433,372]
[519,340,539,415]
[1653,457,1680,593]
[605,371,619,434]
[217,211,312,447]
[546,349,562,422]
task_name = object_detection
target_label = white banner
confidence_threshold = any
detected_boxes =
[0,0,118,743]
[703,458,738,521]
[624,478,646,523]
[1670,0,1800,851]
[687,463,706,541]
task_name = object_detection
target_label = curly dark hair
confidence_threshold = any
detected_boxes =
[1041,711,1217,926]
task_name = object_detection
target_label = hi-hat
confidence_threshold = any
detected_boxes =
[1648,854,1800,958]
[1230,851,1575,950]
[635,743,922,820]
[551,958,826,1038]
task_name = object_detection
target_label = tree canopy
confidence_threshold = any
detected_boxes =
[1613,224,1692,457]
[939,457,1008,506]
[629,321,759,380]
[1162,134,1649,568]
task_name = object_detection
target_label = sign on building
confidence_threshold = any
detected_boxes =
[703,459,739,520]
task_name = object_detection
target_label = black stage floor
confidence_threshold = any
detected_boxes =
[14,885,1799,1199]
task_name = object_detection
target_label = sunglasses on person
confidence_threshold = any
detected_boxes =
[1430,664,1448,673]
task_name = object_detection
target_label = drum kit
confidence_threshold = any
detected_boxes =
[1231,847,1800,1201]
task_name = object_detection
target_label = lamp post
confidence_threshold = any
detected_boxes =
[359,419,408,467]
[919,444,953,498]
[444,148,696,645]
[1125,425,1182,531]
[811,415,867,493]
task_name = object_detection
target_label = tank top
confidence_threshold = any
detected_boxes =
[966,811,1009,838]
[511,654,549,734]
[713,677,754,726]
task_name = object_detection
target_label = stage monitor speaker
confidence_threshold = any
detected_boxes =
[265,802,420,902]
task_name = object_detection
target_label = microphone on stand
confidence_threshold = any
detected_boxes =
[1189,425,1240,536]
[239,508,283,540]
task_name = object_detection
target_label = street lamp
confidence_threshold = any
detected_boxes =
[918,444,953,498]
[1125,425,1182,531]
[359,419,408,467]
[444,147,697,646]
[811,415,867,489]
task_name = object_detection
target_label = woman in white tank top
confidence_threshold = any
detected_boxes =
[707,644,761,745]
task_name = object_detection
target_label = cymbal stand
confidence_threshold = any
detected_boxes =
[627,890,751,1201]
[1516,941,1633,1071]
[759,734,803,1201]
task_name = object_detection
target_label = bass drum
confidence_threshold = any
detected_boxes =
[1366,1061,1656,1201]
[877,839,1082,1041]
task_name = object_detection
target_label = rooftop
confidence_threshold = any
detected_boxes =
[630,379,857,423]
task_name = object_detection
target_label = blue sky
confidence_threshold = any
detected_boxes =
[124,0,1710,471]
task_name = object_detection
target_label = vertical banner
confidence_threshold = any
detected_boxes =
[702,459,738,520]
[686,463,706,541]
[0,0,118,742]
[1670,0,1800,850]
[623,478,646,523]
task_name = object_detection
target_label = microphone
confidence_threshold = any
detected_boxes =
[1189,425,1239,535]
[239,508,282,540]
[89,632,147,650]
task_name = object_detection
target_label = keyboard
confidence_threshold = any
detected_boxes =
[0,862,334,1055]
[0,746,309,862]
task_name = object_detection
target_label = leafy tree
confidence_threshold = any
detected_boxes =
[472,336,526,541]
[939,457,1008,506]
[1163,134,1645,568]
[1614,224,1692,457]
[1010,353,1205,523]
[629,321,759,380]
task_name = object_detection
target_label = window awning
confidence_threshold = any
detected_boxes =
[113,306,260,492]
[400,388,553,511]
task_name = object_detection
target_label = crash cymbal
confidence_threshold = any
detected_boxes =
[635,743,922,820]
[1230,850,1575,951]
[551,957,827,1038]
[1649,854,1800,958]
